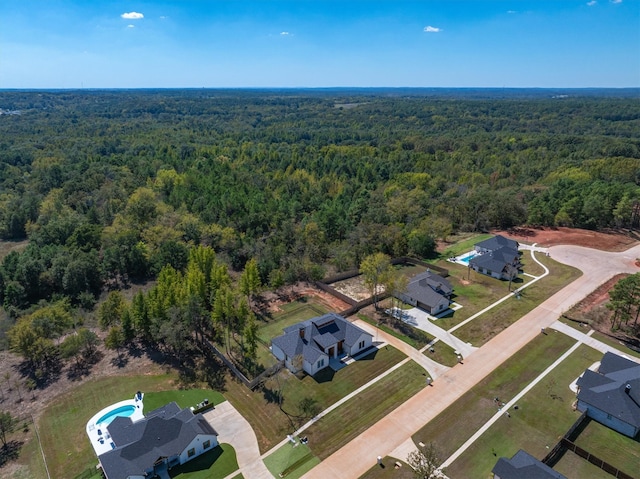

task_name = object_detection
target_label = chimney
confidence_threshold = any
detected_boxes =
[625,384,631,395]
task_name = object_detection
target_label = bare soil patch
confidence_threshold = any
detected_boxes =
[0,339,168,423]
[257,281,352,314]
[492,227,639,252]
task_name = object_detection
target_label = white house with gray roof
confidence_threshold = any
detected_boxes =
[470,235,521,280]
[396,271,453,315]
[271,313,373,376]
[98,402,218,479]
[576,352,640,438]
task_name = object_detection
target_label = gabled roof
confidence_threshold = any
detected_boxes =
[475,234,519,252]
[273,313,372,367]
[401,271,452,309]
[99,402,217,479]
[576,352,640,429]
[469,253,510,274]
[492,450,566,479]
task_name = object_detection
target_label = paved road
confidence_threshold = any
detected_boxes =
[300,243,640,479]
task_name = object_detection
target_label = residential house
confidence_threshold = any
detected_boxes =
[396,271,453,315]
[474,234,519,254]
[470,235,521,281]
[576,351,640,438]
[492,449,566,479]
[98,402,218,479]
[271,313,373,376]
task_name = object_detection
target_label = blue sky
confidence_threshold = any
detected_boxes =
[1,1,638,88]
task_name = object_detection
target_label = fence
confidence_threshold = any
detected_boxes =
[543,412,636,479]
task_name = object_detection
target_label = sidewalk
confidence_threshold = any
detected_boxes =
[300,243,640,479]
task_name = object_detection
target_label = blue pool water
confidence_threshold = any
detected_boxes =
[96,405,136,426]
[459,253,478,264]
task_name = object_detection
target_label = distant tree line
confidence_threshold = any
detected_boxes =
[0,90,638,353]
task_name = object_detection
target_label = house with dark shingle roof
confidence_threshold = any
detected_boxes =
[271,313,373,376]
[475,234,519,254]
[396,271,453,315]
[492,449,566,479]
[98,402,218,479]
[470,235,521,280]
[576,352,640,438]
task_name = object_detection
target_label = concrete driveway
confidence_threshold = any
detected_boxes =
[204,401,272,479]
[300,243,640,479]
[397,307,478,358]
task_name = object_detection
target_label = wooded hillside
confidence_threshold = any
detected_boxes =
[0,90,638,315]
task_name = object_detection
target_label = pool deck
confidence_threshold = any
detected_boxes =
[449,250,479,266]
[86,394,145,456]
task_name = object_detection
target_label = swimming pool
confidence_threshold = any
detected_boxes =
[96,405,137,426]
[457,251,478,264]
[87,394,145,456]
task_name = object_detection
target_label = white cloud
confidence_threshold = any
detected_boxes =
[587,1,597,5]
[424,26,441,33]
[280,31,290,36]
[121,12,144,20]
[127,24,135,28]
[507,10,517,14]
[611,0,622,3]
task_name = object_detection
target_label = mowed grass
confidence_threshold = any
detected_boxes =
[38,373,177,479]
[453,256,581,346]
[412,332,576,462]
[358,457,415,479]
[225,345,407,454]
[444,344,603,479]
[571,418,640,477]
[170,443,238,479]
[305,359,426,460]
[143,389,226,413]
[257,300,328,343]
[263,442,320,479]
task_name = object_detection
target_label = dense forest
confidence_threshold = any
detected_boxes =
[0,90,639,364]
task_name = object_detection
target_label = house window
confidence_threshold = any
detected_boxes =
[607,414,612,420]
[203,440,211,450]
[317,359,324,368]
[187,448,196,457]
[359,340,365,349]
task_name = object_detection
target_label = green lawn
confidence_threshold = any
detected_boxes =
[423,339,459,367]
[225,345,408,454]
[305,359,426,460]
[143,389,226,413]
[437,234,493,259]
[571,418,640,477]
[263,442,320,479]
[444,344,604,479]
[36,373,234,479]
[257,301,328,343]
[553,450,613,479]
[412,332,577,463]
[358,457,415,479]
[453,256,582,346]
[170,443,239,479]
[357,313,431,349]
